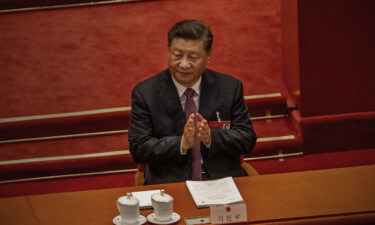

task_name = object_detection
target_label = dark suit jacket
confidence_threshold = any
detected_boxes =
[128,69,257,184]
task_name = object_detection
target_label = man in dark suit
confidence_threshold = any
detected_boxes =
[128,20,257,184]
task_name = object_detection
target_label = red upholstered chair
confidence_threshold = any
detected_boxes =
[240,156,259,176]
[134,164,146,186]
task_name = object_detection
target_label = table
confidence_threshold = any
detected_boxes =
[1,165,375,225]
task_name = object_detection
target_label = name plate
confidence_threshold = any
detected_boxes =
[210,202,247,224]
[184,217,210,225]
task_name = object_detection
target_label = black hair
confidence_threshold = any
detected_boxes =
[168,19,213,52]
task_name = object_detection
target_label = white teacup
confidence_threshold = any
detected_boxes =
[151,189,173,222]
[117,193,140,225]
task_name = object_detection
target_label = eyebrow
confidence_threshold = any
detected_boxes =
[173,48,200,55]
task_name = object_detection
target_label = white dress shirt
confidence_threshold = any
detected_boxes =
[172,76,201,111]
[171,76,210,157]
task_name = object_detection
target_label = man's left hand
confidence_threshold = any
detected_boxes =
[195,113,211,146]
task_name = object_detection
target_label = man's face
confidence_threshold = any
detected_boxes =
[168,38,211,87]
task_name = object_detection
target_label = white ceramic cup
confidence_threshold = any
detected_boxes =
[151,190,173,222]
[117,193,140,225]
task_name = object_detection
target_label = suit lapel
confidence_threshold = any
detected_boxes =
[199,70,218,120]
[157,69,218,132]
[158,70,186,131]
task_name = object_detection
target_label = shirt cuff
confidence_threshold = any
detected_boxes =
[204,140,211,148]
[180,139,188,155]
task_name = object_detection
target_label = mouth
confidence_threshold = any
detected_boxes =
[177,71,193,75]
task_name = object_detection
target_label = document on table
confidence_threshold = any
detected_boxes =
[186,177,244,208]
[131,189,161,209]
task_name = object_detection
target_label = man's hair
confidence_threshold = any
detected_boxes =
[168,19,213,52]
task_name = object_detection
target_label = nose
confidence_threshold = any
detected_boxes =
[179,57,191,69]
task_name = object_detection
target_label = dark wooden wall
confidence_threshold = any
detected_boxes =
[281,0,375,117]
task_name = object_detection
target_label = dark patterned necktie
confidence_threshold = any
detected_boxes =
[184,88,202,180]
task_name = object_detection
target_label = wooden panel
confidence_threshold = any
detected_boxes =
[28,188,124,225]
[25,165,375,225]
[239,165,375,222]
[0,196,38,225]
[297,0,375,117]
[280,0,300,107]
[281,0,375,117]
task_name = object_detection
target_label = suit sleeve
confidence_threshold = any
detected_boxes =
[209,81,257,156]
[128,87,187,165]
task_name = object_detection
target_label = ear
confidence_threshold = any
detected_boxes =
[207,50,212,63]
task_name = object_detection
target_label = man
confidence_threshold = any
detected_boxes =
[128,19,257,184]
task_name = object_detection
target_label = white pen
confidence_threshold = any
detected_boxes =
[216,111,222,122]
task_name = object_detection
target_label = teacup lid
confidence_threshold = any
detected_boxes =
[118,193,139,206]
[151,189,173,203]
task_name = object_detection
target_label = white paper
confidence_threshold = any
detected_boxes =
[131,190,161,209]
[186,177,244,208]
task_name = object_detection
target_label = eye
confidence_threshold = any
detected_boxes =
[189,55,199,60]
[172,50,182,57]
[173,53,182,58]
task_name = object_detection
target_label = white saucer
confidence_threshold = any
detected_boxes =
[147,212,180,224]
[113,215,147,225]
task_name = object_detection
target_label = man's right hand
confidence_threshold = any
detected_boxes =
[181,113,196,153]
